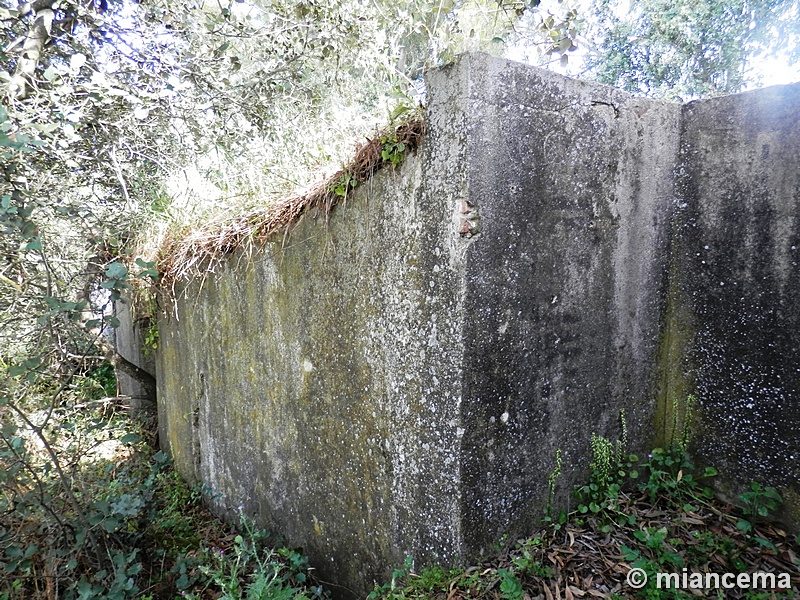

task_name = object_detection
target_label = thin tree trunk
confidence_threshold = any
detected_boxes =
[9,1,54,99]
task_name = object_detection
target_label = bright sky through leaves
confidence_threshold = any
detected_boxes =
[509,0,800,94]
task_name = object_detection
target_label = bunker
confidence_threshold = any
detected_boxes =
[146,54,800,595]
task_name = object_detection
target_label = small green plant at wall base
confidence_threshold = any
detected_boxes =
[669,394,695,452]
[575,418,640,529]
[543,448,562,523]
[367,556,413,600]
[590,432,615,486]
[739,481,782,519]
[408,565,461,595]
[497,568,524,600]
[616,408,628,460]
[639,445,710,506]
[182,509,328,600]
[735,482,783,546]
[511,537,552,578]
[492,533,510,553]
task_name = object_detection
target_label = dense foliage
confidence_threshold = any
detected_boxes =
[0,401,332,597]
[585,0,800,98]
[0,0,579,373]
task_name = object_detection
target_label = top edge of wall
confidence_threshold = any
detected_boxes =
[436,51,800,109]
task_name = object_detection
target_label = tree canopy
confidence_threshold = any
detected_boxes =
[585,0,800,98]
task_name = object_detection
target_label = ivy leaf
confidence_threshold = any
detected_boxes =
[105,262,128,280]
[736,519,753,533]
[24,238,42,251]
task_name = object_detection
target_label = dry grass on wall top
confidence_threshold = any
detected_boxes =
[154,117,426,296]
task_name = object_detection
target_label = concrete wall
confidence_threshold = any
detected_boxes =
[441,56,680,551]
[158,147,469,593]
[665,84,800,524]
[115,299,156,410]
[156,53,800,595]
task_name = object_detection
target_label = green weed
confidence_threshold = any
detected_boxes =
[367,556,414,600]
[380,133,406,167]
[497,568,524,600]
[331,172,357,198]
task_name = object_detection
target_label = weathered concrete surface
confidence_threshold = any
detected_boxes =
[156,53,800,595]
[447,56,680,551]
[665,83,800,526]
[158,142,469,592]
[115,299,156,410]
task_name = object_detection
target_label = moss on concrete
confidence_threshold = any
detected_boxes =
[654,239,696,449]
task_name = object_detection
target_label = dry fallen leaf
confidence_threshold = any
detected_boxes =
[568,585,585,597]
